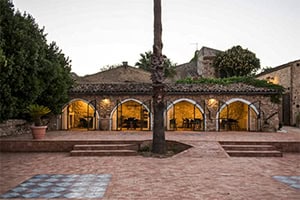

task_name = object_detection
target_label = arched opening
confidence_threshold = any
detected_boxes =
[111,99,151,131]
[217,98,259,131]
[166,99,204,131]
[61,99,98,130]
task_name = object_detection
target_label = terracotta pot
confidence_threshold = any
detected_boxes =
[30,126,47,139]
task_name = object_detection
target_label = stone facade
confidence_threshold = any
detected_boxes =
[196,47,221,78]
[256,60,300,127]
[174,46,221,80]
[2,48,292,136]
[56,53,283,132]
[65,82,280,132]
[173,62,197,80]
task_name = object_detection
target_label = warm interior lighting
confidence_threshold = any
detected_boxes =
[208,98,217,108]
[267,76,279,84]
[102,98,110,105]
[272,76,279,84]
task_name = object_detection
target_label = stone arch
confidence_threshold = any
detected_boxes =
[61,98,99,130]
[110,98,151,131]
[166,98,205,131]
[216,98,259,131]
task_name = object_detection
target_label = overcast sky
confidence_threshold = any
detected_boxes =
[13,0,300,76]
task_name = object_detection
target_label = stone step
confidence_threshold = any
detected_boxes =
[70,150,138,156]
[221,144,276,151]
[226,150,282,157]
[73,144,139,151]
[219,141,272,145]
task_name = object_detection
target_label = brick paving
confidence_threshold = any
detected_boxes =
[0,126,299,199]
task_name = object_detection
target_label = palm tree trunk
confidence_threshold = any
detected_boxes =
[151,0,166,154]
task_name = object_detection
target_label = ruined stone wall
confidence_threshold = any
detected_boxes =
[0,119,31,137]
[196,47,219,78]
[174,47,220,80]
[197,56,217,78]
[174,62,198,80]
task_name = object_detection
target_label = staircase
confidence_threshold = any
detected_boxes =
[70,143,139,156]
[219,141,282,157]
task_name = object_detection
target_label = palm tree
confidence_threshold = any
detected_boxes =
[135,51,177,78]
[151,0,166,154]
[135,51,152,71]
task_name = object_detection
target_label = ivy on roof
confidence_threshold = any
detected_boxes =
[177,76,283,90]
[177,76,284,103]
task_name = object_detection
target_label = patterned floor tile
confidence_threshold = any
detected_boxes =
[273,176,300,189]
[0,174,111,199]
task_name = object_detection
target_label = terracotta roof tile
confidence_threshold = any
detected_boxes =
[79,65,153,83]
[69,82,279,95]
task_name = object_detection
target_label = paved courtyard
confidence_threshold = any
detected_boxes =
[0,126,300,199]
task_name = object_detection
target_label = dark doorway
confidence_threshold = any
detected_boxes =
[282,93,291,125]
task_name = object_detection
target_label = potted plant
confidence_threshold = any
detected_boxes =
[26,104,51,139]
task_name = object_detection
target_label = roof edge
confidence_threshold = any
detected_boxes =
[256,59,300,77]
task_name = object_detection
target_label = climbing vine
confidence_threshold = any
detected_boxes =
[177,76,284,103]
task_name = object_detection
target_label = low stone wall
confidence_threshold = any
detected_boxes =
[219,141,300,153]
[0,140,144,152]
[0,140,299,153]
[272,142,300,153]
[0,119,31,137]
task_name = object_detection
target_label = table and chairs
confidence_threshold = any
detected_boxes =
[220,118,239,131]
[122,117,148,129]
[123,117,138,129]
[182,118,202,130]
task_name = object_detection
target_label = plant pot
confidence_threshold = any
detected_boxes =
[30,126,47,139]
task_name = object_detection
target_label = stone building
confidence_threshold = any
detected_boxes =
[56,61,281,132]
[174,46,221,80]
[256,60,300,127]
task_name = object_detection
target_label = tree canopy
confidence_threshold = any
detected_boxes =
[0,0,74,122]
[135,51,176,78]
[213,45,260,78]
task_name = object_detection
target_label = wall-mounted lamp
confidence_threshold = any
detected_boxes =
[208,98,218,108]
[102,98,110,105]
[266,76,279,84]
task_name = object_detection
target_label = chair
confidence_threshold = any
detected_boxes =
[193,118,202,130]
[227,119,239,131]
[182,118,189,128]
[126,118,135,129]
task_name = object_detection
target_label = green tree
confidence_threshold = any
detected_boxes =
[135,51,176,78]
[213,45,260,78]
[0,0,73,122]
[36,42,73,114]
[0,0,15,120]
